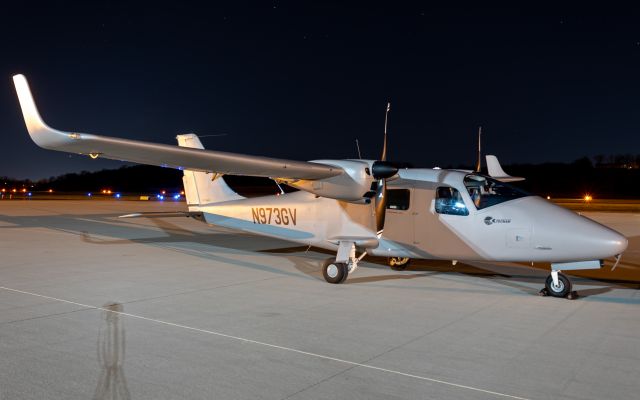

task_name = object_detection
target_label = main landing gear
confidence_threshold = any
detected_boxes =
[387,257,410,270]
[322,241,367,284]
[539,271,578,299]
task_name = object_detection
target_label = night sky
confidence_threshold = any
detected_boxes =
[2,2,640,180]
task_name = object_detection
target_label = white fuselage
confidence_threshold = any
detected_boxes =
[190,169,627,264]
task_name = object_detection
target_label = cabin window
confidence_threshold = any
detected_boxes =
[435,187,469,216]
[387,189,410,210]
[464,175,529,210]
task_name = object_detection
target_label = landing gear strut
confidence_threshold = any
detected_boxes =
[539,271,577,299]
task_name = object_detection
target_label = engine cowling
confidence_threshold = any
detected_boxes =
[287,159,377,202]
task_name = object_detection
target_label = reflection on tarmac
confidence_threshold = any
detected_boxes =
[94,303,131,400]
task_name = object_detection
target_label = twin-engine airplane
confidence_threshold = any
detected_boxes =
[13,74,628,298]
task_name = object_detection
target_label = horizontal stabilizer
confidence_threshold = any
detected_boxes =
[485,155,524,182]
[118,212,198,218]
[13,74,343,181]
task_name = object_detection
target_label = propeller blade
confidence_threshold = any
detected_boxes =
[375,178,387,236]
[381,102,390,161]
[475,126,482,172]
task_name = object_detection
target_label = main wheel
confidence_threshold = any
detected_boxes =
[322,259,348,284]
[388,257,410,271]
[545,273,572,298]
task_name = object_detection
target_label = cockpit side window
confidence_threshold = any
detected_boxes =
[464,175,529,210]
[386,189,410,210]
[435,187,469,216]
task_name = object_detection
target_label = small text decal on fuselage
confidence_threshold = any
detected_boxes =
[484,216,511,226]
[252,207,297,226]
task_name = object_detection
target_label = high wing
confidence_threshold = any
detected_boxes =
[12,74,343,180]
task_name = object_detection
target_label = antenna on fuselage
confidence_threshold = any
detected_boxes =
[355,139,362,159]
[475,126,482,172]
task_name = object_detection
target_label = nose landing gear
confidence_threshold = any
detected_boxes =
[539,271,578,299]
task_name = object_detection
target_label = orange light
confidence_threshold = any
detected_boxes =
[21,188,26,192]
[584,194,592,202]
[48,189,53,193]
[107,190,112,194]
[12,189,17,193]
[1,188,5,192]
[546,195,551,200]
[180,191,185,195]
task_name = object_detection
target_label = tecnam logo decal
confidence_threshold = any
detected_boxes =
[484,216,511,226]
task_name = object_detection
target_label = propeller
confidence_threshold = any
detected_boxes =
[475,126,482,172]
[372,102,398,237]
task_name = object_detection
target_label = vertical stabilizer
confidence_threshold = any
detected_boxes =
[176,134,244,205]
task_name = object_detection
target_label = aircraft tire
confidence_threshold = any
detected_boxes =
[322,259,348,284]
[388,257,410,271]
[545,273,571,298]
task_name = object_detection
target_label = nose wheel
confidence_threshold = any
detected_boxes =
[540,271,577,299]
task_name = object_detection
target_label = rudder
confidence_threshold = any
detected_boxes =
[176,134,243,205]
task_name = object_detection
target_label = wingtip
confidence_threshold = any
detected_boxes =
[12,73,69,149]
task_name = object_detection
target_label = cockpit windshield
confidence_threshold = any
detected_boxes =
[464,175,530,210]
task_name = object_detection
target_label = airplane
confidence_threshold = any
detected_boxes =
[12,74,628,298]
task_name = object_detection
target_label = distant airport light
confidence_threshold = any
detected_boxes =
[584,194,592,202]
[115,193,121,198]
[1,188,5,192]
[87,193,92,197]
[12,189,17,193]
[48,189,53,193]
[180,191,185,195]
[27,192,32,197]
[161,190,166,195]
[21,188,26,192]
[173,194,180,200]
[546,195,551,200]
[107,190,112,194]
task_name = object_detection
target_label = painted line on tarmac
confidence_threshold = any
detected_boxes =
[0,286,530,400]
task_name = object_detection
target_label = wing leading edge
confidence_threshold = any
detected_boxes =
[12,74,343,180]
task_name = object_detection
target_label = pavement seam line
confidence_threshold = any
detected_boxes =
[0,285,531,400]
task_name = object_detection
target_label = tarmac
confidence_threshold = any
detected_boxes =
[0,200,639,400]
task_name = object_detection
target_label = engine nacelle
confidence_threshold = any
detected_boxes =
[286,159,376,202]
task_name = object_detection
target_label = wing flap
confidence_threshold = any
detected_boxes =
[13,74,342,180]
